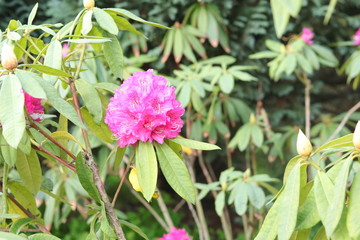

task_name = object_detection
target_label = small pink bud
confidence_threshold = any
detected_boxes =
[1,43,18,71]
[353,121,360,149]
[83,0,95,9]
[296,129,312,157]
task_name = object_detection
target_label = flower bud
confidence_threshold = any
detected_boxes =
[353,121,360,149]
[296,129,312,157]
[83,0,95,9]
[1,43,18,71]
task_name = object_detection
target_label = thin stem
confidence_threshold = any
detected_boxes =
[74,44,86,80]
[32,145,76,172]
[30,122,77,160]
[309,161,322,171]
[186,201,204,240]
[327,101,360,141]
[242,214,250,240]
[86,153,126,240]
[304,76,311,138]
[111,162,131,207]
[26,36,46,58]
[15,42,37,62]
[125,179,169,232]
[2,163,9,220]
[156,189,174,229]
[0,228,41,233]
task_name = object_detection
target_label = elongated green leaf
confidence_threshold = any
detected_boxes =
[170,137,220,151]
[75,79,103,123]
[347,171,360,238]
[120,220,149,240]
[249,51,279,59]
[178,82,191,107]
[43,40,63,84]
[296,188,320,230]
[102,30,124,78]
[313,227,327,240]
[16,148,42,195]
[28,234,61,240]
[219,73,234,94]
[155,142,196,204]
[10,218,35,234]
[105,8,169,29]
[135,142,158,201]
[215,191,225,216]
[254,194,282,240]
[278,0,302,17]
[0,75,25,148]
[314,170,334,223]
[8,181,37,214]
[278,163,301,240]
[28,3,39,25]
[0,133,17,166]
[36,77,86,129]
[0,232,28,240]
[65,38,111,44]
[113,147,126,172]
[21,64,73,78]
[75,153,101,203]
[248,183,265,209]
[93,7,118,35]
[82,9,93,35]
[234,182,248,215]
[81,108,112,143]
[15,70,46,99]
[324,0,337,24]
[111,15,144,37]
[324,156,352,237]
[173,28,183,63]
[313,134,353,154]
[270,0,290,38]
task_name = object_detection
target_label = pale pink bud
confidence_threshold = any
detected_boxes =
[296,129,312,157]
[353,121,360,149]
[83,0,95,9]
[1,43,18,71]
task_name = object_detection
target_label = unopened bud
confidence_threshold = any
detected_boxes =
[249,113,256,124]
[1,43,18,71]
[83,0,95,9]
[353,121,360,149]
[297,129,312,157]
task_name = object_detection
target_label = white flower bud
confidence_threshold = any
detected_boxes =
[353,121,360,149]
[1,43,18,71]
[83,0,95,9]
[296,129,312,157]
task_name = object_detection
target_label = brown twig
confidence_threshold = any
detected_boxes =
[0,228,41,233]
[112,163,131,207]
[32,145,76,172]
[30,122,77,160]
[327,101,360,141]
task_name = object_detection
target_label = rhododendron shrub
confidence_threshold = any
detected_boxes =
[105,69,184,147]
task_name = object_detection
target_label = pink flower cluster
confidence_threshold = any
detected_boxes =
[157,227,191,240]
[24,91,44,122]
[353,28,360,46]
[301,27,314,45]
[105,69,184,148]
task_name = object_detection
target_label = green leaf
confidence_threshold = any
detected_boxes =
[249,51,279,59]
[16,148,42,195]
[120,219,149,240]
[10,218,35,234]
[286,54,297,75]
[8,181,37,214]
[113,147,126,172]
[278,163,301,240]
[21,64,73,78]
[265,40,284,52]
[178,82,191,107]
[28,233,61,240]
[0,133,17,166]
[0,232,28,240]
[93,82,119,93]
[100,215,116,238]
[254,194,281,240]
[296,188,320,230]
[80,108,112,143]
[0,75,25,148]
[75,153,101,203]
[234,182,248,215]
[215,191,225,216]
[219,73,234,94]
[135,141,158,202]
[247,183,265,209]
[82,9,93,35]
[313,227,327,240]
[347,171,360,238]
[28,3,38,25]
[324,156,352,237]
[105,8,169,29]
[173,28,183,63]
[311,44,338,67]
[170,137,220,151]
[155,142,196,204]
[324,0,337,24]
[278,0,302,17]
[75,79,103,123]
[15,70,46,99]
[229,69,257,82]
[251,125,264,148]
[93,7,118,35]
[314,170,334,223]
[43,40,63,84]
[111,15,144,37]
[313,134,353,154]
[295,53,313,74]
[270,0,290,38]
[102,30,124,78]
[36,77,86,129]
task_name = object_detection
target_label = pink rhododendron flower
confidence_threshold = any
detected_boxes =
[157,227,191,240]
[352,28,360,46]
[24,91,44,122]
[301,27,314,45]
[62,43,70,58]
[105,69,184,148]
